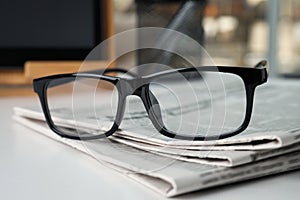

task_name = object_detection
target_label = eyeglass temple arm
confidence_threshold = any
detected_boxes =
[83,68,138,78]
[46,61,267,89]
[254,60,268,69]
[46,68,137,88]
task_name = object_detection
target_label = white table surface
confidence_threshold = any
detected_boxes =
[1,95,300,200]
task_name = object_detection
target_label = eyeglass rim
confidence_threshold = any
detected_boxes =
[33,60,268,141]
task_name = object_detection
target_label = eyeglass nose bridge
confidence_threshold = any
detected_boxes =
[118,77,151,96]
[117,77,166,131]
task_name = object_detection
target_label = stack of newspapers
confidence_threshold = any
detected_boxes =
[13,79,300,197]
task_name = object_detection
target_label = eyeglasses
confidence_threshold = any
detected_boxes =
[33,60,268,141]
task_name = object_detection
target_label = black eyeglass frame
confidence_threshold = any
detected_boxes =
[33,61,268,141]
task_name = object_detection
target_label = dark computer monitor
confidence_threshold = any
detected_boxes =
[0,0,106,68]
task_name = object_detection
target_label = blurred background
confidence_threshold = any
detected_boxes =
[114,0,300,76]
[1,0,300,96]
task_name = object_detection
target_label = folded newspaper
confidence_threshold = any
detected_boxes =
[13,79,300,197]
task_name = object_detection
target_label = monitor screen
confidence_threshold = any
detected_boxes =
[0,0,104,68]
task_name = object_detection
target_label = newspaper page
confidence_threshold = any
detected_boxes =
[107,79,300,165]
[12,107,300,167]
[13,115,300,197]
[111,135,300,166]
[110,79,300,150]
[13,79,300,150]
[13,79,300,166]
[12,79,300,197]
